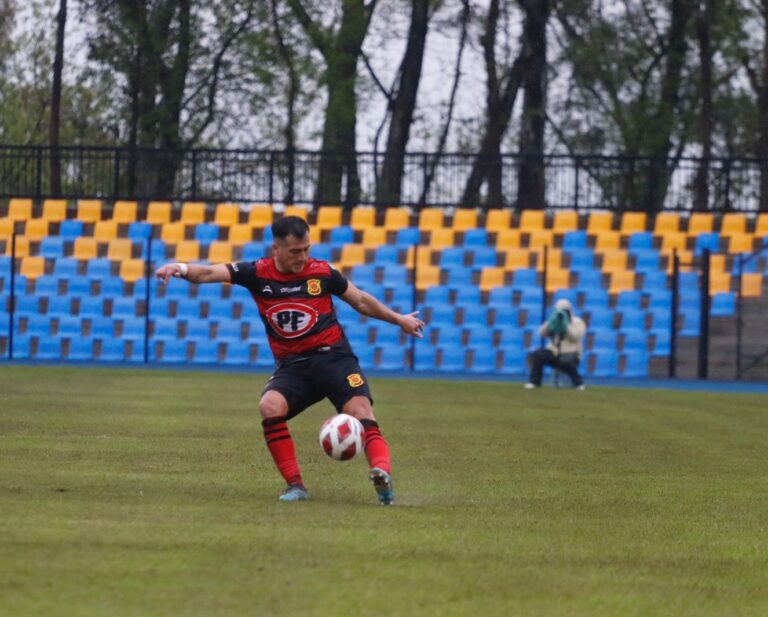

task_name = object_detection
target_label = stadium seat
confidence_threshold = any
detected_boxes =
[589,350,619,377]
[176,299,202,320]
[112,200,138,223]
[470,246,498,268]
[38,237,66,259]
[78,296,105,319]
[241,241,267,261]
[329,226,355,247]
[361,227,387,248]
[93,220,119,240]
[687,212,713,236]
[349,207,376,231]
[586,211,614,235]
[73,237,99,260]
[418,207,444,231]
[146,201,172,225]
[552,210,579,233]
[649,328,670,356]
[228,223,254,245]
[454,285,481,306]
[283,205,309,220]
[41,199,67,222]
[192,340,219,364]
[181,202,206,225]
[499,349,526,374]
[464,324,493,347]
[119,259,145,283]
[479,267,506,291]
[194,224,220,246]
[161,222,186,244]
[374,245,401,266]
[20,257,45,279]
[694,232,721,255]
[214,203,241,227]
[376,344,406,370]
[653,212,680,235]
[518,210,546,233]
[437,345,465,372]
[619,212,647,236]
[35,336,63,360]
[413,344,437,371]
[159,339,188,363]
[59,220,84,241]
[246,205,272,230]
[619,328,648,353]
[46,296,73,319]
[24,218,50,241]
[98,277,124,298]
[621,350,649,377]
[492,306,521,328]
[6,235,31,257]
[174,240,200,262]
[222,341,252,365]
[468,346,497,373]
[107,238,134,261]
[66,275,93,296]
[710,292,736,316]
[67,337,94,361]
[424,285,450,305]
[25,314,52,337]
[34,274,60,296]
[97,338,125,362]
[8,198,33,221]
[207,241,234,263]
[119,317,147,341]
[462,305,489,328]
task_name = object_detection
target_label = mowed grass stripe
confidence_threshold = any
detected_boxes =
[1,366,767,616]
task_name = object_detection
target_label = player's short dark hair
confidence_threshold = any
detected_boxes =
[272,215,309,241]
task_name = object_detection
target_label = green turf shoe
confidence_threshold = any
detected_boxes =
[278,483,309,502]
[369,468,394,506]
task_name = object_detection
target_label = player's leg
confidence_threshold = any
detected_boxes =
[553,355,584,389]
[526,348,554,387]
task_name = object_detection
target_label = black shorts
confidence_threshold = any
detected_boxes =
[263,349,373,419]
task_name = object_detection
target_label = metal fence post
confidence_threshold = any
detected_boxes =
[144,236,152,365]
[113,147,121,199]
[670,250,679,378]
[8,232,16,360]
[698,249,710,379]
[736,254,743,380]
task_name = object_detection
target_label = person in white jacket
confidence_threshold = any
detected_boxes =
[524,298,586,389]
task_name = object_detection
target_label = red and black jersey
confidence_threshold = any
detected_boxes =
[226,257,351,362]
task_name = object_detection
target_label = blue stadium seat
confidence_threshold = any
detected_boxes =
[111,297,138,319]
[394,227,420,247]
[128,222,152,242]
[648,292,672,311]
[585,307,614,329]
[620,328,648,353]
[577,270,604,291]
[195,284,222,301]
[176,298,202,321]
[488,286,514,307]
[87,259,113,280]
[53,258,79,278]
[139,239,167,260]
[497,326,526,354]
[589,328,618,352]
[334,300,360,324]
[160,340,188,363]
[26,315,52,337]
[454,285,481,306]
[491,305,520,328]
[710,292,736,317]
[551,288,580,308]
[14,295,40,317]
[192,340,219,364]
[57,315,83,338]
[185,318,211,341]
[310,242,333,262]
[589,350,619,377]
[678,271,699,291]
[343,322,369,347]
[567,249,595,271]
[631,249,661,273]
[39,237,66,259]
[470,246,498,268]
[90,316,115,339]
[354,344,375,370]
[512,268,538,288]
[438,345,465,372]
[98,277,124,298]
[78,296,105,319]
[222,341,251,365]
[621,350,649,377]
[499,349,526,374]
[214,320,243,342]
[34,275,60,296]
[424,285,450,305]
[413,344,437,371]
[372,324,401,346]
[582,288,610,311]
[462,228,488,248]
[351,264,378,287]
[329,226,355,247]
[68,337,94,361]
[445,267,474,290]
[641,271,669,293]
[207,297,234,321]
[147,297,172,318]
[649,327,670,356]
[428,304,455,327]
[465,324,493,347]
[35,336,62,360]
[376,344,405,370]
[439,247,467,268]
[59,220,84,240]
[6,333,31,358]
[120,317,147,341]
[468,346,496,373]
[694,232,720,255]
[387,283,414,311]
[617,308,646,329]
[98,338,125,362]
[615,290,644,312]
[46,296,73,319]
[434,325,463,347]
[381,266,408,288]
[241,242,267,261]
[562,231,588,251]
[462,305,489,327]
[648,308,670,330]
[161,282,191,300]
[680,310,700,336]
[152,317,179,341]
[627,232,654,251]
[374,245,401,265]
[254,344,275,368]
[66,275,93,297]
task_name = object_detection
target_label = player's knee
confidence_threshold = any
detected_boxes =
[259,391,288,419]
[342,396,374,421]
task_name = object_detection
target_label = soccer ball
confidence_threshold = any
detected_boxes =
[319,414,364,461]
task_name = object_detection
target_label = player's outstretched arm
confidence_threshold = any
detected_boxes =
[341,281,424,338]
[154,262,231,285]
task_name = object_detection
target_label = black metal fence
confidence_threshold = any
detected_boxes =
[1,145,766,212]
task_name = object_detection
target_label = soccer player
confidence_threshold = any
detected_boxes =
[154,215,424,505]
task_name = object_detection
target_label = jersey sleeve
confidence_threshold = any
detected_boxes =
[226,261,257,286]
[327,266,349,296]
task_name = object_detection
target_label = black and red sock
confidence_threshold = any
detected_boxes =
[361,419,391,474]
[262,416,303,486]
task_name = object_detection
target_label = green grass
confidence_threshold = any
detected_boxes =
[1,366,767,616]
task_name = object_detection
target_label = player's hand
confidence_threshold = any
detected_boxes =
[155,263,185,284]
[399,311,425,339]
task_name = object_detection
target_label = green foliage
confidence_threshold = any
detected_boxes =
[2,366,768,616]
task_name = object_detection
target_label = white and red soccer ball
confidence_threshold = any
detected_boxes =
[319,414,364,461]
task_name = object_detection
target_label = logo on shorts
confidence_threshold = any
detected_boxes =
[347,373,364,387]
[265,302,318,338]
[306,279,322,296]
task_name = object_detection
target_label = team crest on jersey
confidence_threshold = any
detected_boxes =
[265,302,318,338]
[347,373,364,387]
[306,279,322,296]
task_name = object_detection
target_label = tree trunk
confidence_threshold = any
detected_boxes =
[758,1,768,212]
[693,0,714,212]
[375,0,429,207]
[49,0,66,197]
[516,0,550,211]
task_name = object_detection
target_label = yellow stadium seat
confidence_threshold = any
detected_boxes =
[503,248,531,270]
[228,223,254,245]
[586,211,614,235]
[665,250,693,273]
[112,200,138,223]
[755,214,768,238]
[659,231,688,254]
[8,198,33,221]
[415,265,441,290]
[495,228,522,250]
[248,204,274,228]
[309,226,322,244]
[107,239,134,261]
[452,209,478,231]
[119,259,145,282]
[214,203,241,226]
[207,241,233,263]
[593,230,621,252]
[73,237,99,260]
[174,240,200,262]
[619,211,647,236]
[741,273,763,297]
[727,233,754,254]
[161,222,186,244]
[687,212,713,236]
[382,207,411,231]
[284,205,309,220]
[361,227,387,248]
[181,202,206,224]
[653,212,680,235]
[534,248,562,271]
[146,201,172,225]
[20,256,45,279]
[552,210,579,233]
[24,218,49,241]
[545,268,571,292]
[77,199,103,222]
[608,270,635,294]
[709,271,731,294]
[485,209,511,232]
[338,244,366,269]
[479,267,507,291]
[315,206,343,230]
[429,228,454,249]
[41,199,67,222]
[527,229,555,250]
[93,220,119,240]
[709,254,727,273]
[0,217,14,236]
[418,207,445,231]
[601,250,629,273]
[719,213,747,238]
[518,210,546,232]
[350,207,376,230]
[405,246,433,268]
[5,235,30,257]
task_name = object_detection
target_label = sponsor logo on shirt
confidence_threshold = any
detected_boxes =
[262,286,273,294]
[265,302,318,338]
[306,279,322,296]
[347,373,364,387]
[280,286,302,293]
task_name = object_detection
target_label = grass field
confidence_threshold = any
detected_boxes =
[1,365,767,616]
